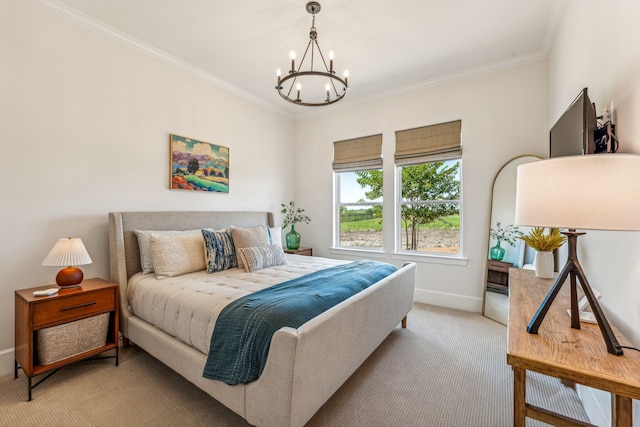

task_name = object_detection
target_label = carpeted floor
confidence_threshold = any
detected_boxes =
[0,303,589,426]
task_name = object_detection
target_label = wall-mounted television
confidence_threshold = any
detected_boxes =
[549,88,597,157]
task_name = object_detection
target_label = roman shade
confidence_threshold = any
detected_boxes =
[395,120,462,166]
[333,134,383,172]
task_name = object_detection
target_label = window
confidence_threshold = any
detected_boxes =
[395,121,462,254]
[397,160,460,253]
[333,135,383,250]
[336,171,383,249]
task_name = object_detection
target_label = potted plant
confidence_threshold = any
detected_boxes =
[520,227,567,278]
[281,202,311,250]
[489,222,522,261]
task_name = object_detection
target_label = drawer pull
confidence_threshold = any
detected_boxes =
[60,301,96,311]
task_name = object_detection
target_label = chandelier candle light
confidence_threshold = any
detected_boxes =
[275,2,349,106]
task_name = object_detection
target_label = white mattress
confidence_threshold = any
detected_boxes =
[127,255,347,355]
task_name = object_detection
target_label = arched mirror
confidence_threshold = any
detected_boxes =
[483,155,542,325]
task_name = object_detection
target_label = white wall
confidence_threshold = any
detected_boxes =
[548,1,640,425]
[294,61,549,310]
[5,2,632,423]
[0,1,295,374]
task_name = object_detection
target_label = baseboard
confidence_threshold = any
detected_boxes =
[414,288,483,313]
[0,347,15,376]
[576,384,607,426]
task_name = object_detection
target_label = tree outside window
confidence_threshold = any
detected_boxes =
[355,159,460,253]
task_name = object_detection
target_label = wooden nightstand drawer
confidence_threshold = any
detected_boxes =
[488,260,512,273]
[284,247,313,256]
[32,288,115,329]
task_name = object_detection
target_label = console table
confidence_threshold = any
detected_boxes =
[507,268,640,427]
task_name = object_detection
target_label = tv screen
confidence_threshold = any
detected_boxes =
[549,88,597,157]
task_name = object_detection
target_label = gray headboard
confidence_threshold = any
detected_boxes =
[108,211,274,336]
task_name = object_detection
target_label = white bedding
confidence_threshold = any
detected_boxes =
[126,254,347,355]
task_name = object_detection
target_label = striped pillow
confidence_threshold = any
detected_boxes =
[202,229,237,273]
[238,245,287,272]
[230,225,270,269]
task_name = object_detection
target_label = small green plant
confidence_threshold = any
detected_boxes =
[520,227,567,251]
[281,201,311,227]
[489,222,522,246]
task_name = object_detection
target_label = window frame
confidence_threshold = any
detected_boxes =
[394,158,462,255]
[334,170,384,251]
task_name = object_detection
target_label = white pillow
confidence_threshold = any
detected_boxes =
[230,225,270,269]
[268,226,282,248]
[149,232,206,278]
[134,229,202,274]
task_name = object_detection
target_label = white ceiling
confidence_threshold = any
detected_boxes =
[41,0,563,117]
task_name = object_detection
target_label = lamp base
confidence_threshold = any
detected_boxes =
[526,230,622,356]
[56,267,84,287]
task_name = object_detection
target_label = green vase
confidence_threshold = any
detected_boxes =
[489,241,505,261]
[286,225,301,250]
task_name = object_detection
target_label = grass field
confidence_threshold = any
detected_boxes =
[340,215,459,232]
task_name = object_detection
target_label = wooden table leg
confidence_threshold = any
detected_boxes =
[513,367,526,427]
[611,394,632,427]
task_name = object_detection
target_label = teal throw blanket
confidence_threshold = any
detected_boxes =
[202,260,398,385]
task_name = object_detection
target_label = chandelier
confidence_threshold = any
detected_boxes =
[275,2,349,107]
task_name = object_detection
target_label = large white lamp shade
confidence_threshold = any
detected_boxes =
[515,154,640,231]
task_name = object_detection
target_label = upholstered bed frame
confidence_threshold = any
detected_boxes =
[108,211,416,427]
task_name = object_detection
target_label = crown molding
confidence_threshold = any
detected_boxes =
[541,0,567,57]
[295,49,550,120]
[29,0,293,119]
[29,0,561,122]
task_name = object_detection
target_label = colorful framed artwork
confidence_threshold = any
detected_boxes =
[170,134,229,193]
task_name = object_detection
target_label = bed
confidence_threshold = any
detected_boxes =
[108,211,416,427]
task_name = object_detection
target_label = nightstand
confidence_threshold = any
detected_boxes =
[15,278,119,400]
[487,260,513,294]
[284,247,313,256]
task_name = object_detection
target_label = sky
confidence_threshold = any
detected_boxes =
[339,172,380,204]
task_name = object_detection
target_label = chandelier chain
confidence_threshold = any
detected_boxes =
[274,2,349,107]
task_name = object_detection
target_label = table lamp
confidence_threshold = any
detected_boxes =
[515,154,640,355]
[42,237,93,287]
